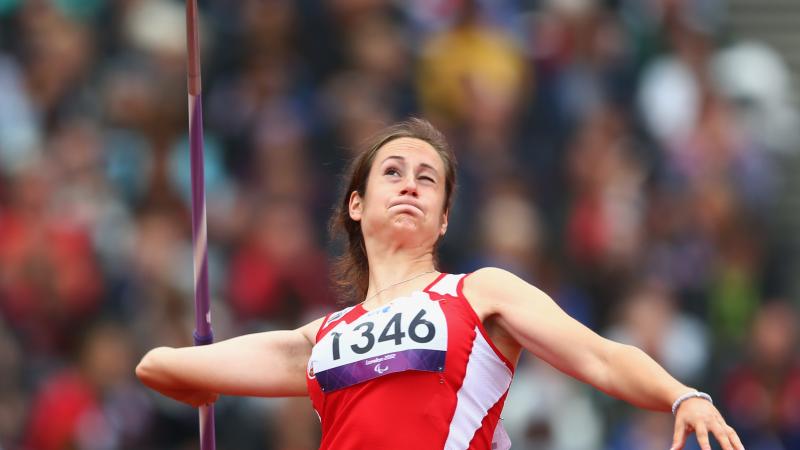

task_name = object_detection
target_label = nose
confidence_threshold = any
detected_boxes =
[399,173,418,196]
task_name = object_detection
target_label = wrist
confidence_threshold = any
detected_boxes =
[671,390,713,415]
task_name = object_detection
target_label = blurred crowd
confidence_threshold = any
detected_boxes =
[1,0,799,449]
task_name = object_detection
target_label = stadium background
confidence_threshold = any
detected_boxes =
[0,0,799,449]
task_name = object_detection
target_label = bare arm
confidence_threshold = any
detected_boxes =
[136,318,322,406]
[466,267,744,450]
[466,267,686,408]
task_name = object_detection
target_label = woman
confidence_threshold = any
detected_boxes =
[137,118,744,450]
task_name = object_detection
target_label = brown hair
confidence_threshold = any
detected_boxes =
[329,118,457,304]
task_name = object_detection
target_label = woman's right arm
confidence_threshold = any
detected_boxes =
[136,318,323,406]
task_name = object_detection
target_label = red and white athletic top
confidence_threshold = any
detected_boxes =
[306,273,515,450]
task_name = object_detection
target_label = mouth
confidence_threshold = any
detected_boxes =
[389,201,423,215]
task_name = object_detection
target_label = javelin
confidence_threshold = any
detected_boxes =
[186,0,216,449]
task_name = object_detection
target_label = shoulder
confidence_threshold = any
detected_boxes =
[298,316,327,346]
[466,267,518,284]
[297,304,360,345]
[463,267,550,312]
[463,267,528,297]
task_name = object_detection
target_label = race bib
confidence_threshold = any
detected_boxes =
[309,292,448,392]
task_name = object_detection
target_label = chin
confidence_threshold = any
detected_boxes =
[389,220,439,242]
[390,218,420,232]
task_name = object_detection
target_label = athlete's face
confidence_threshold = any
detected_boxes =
[349,137,449,247]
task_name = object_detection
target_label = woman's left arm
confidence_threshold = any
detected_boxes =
[465,267,744,450]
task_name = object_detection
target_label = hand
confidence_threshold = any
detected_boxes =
[670,398,744,450]
[161,387,219,408]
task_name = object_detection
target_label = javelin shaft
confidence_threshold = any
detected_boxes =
[186,1,216,449]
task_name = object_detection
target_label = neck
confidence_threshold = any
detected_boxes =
[363,241,438,304]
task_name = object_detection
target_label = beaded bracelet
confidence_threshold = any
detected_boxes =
[672,391,713,415]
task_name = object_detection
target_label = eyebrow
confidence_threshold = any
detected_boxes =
[381,155,440,175]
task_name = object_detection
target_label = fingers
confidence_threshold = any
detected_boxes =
[710,420,735,450]
[672,399,746,450]
[726,424,745,450]
[713,415,746,450]
[194,392,219,407]
[695,422,712,450]
[671,420,688,450]
[687,416,746,450]
[184,391,219,407]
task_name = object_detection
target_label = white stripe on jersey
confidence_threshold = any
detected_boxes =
[428,273,461,297]
[444,327,513,450]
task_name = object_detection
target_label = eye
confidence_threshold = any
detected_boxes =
[384,167,401,177]
[418,175,436,183]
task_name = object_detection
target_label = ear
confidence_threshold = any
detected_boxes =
[349,191,363,222]
[439,209,449,236]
